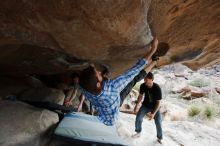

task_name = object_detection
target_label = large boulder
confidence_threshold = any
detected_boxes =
[0,76,30,99]
[0,0,153,77]
[0,0,219,77]
[0,100,59,146]
[0,75,47,100]
[18,87,65,105]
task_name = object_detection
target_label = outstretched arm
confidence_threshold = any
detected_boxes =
[132,60,157,83]
[133,37,159,82]
[144,38,158,62]
[112,38,158,92]
[144,61,157,73]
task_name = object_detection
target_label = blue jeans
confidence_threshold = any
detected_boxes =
[135,105,163,139]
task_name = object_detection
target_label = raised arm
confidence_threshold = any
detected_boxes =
[144,61,157,73]
[144,38,158,62]
[112,58,147,92]
[111,38,158,92]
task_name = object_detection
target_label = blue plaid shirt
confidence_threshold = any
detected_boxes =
[83,58,147,125]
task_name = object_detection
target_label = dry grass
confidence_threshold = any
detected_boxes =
[203,106,217,120]
[188,106,201,117]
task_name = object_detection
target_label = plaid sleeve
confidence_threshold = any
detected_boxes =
[111,58,147,92]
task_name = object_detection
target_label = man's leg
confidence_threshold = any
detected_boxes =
[134,105,151,136]
[154,110,163,140]
[120,70,147,106]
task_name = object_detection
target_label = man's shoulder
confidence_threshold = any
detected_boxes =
[140,82,146,86]
[140,83,146,88]
[153,83,161,90]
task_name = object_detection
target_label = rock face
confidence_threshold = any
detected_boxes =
[19,87,65,105]
[0,0,153,76]
[0,100,59,146]
[148,0,220,70]
[0,0,219,76]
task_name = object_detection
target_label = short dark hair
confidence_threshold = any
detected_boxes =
[146,72,154,80]
[71,72,79,79]
[79,66,98,93]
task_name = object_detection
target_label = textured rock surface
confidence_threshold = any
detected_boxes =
[0,0,219,76]
[0,0,152,76]
[0,100,59,146]
[148,0,220,70]
[19,87,65,105]
[0,76,30,98]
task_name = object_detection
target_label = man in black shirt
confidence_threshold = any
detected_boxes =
[132,72,163,144]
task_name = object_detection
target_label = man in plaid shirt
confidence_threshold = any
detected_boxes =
[79,38,158,126]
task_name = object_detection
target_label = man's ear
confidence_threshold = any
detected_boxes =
[97,82,101,88]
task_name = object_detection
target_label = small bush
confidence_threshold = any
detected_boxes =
[188,106,201,117]
[203,106,217,120]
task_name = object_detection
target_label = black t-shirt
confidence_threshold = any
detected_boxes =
[139,82,162,109]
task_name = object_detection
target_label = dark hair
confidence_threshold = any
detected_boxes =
[71,72,79,79]
[79,66,98,93]
[146,72,154,80]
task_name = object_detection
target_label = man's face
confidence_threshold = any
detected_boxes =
[144,77,153,87]
[73,77,79,84]
[94,67,103,83]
